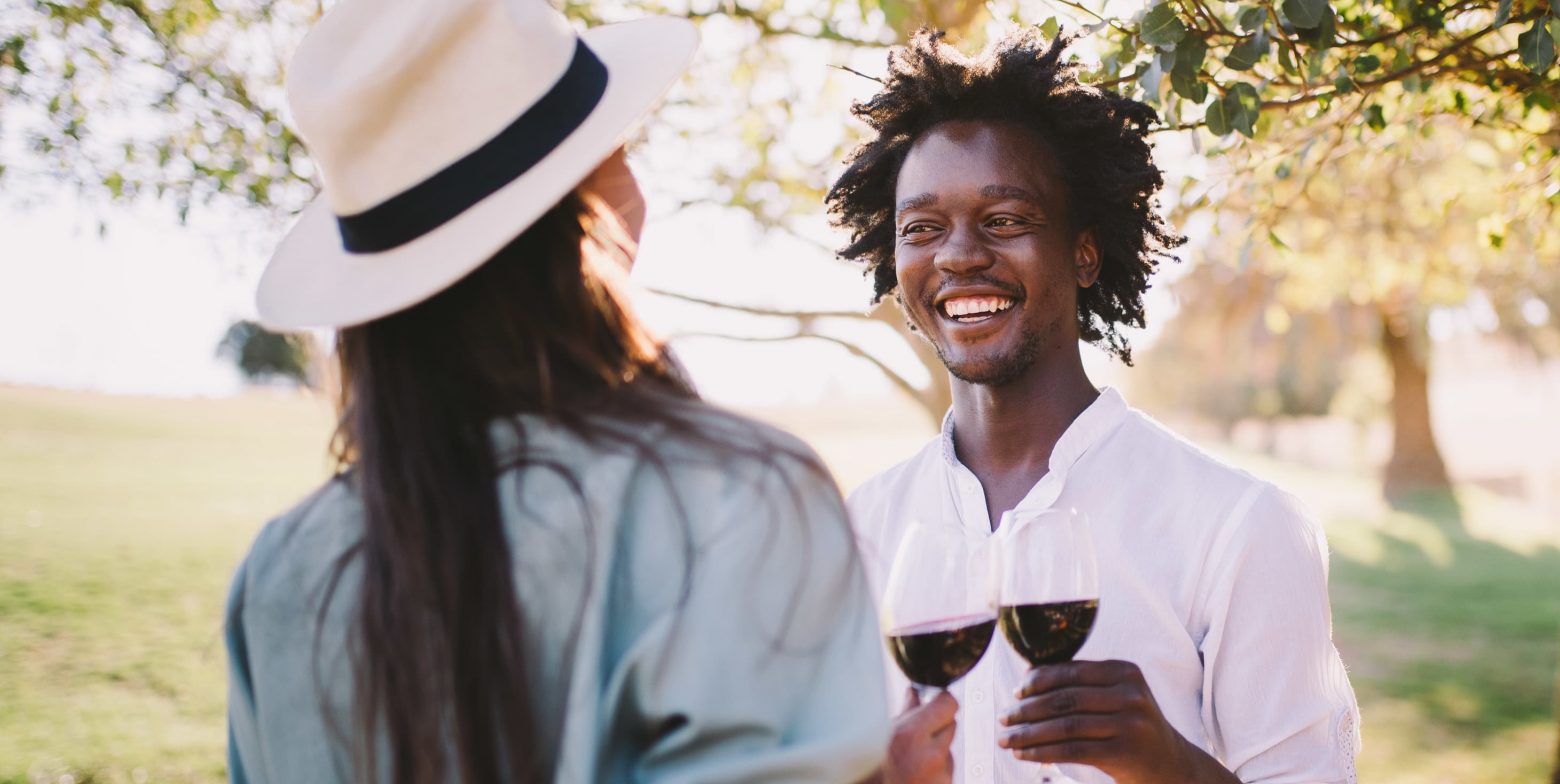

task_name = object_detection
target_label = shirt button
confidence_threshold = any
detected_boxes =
[973,763,985,777]
[972,689,984,703]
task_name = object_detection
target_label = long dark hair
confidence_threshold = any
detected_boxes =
[324,191,712,784]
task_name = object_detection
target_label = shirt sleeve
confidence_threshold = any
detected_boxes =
[629,456,891,783]
[224,552,264,784]
[1196,484,1361,784]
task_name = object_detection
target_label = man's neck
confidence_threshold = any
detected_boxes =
[949,351,1098,528]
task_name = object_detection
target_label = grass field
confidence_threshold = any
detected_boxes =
[1,385,1556,783]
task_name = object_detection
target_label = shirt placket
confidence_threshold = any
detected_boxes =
[946,456,1071,783]
[948,463,997,782]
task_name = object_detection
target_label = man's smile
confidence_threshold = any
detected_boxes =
[939,295,1015,323]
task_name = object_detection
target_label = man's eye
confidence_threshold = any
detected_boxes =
[900,224,936,235]
[989,217,1024,227]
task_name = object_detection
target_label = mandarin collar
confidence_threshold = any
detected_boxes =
[939,386,1129,479]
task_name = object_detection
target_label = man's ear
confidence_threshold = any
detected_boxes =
[1075,228,1101,288]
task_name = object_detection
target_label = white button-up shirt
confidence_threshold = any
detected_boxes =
[848,388,1360,784]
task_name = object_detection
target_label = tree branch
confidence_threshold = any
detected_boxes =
[830,63,885,84]
[1332,0,1487,48]
[687,6,888,48]
[649,288,875,320]
[1260,14,1538,112]
[1043,0,1133,35]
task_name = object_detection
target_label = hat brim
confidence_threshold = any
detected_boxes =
[256,17,697,331]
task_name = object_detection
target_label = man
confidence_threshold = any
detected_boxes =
[828,29,1361,784]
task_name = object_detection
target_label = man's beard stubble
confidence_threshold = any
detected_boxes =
[896,289,1044,388]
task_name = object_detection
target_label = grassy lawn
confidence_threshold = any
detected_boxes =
[0,386,335,784]
[1,386,1556,782]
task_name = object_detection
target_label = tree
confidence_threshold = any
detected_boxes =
[1,0,317,219]
[1179,110,1557,499]
[217,319,312,387]
[4,0,1555,490]
[1133,262,1377,438]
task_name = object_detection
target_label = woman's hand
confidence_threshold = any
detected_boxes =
[999,660,1239,784]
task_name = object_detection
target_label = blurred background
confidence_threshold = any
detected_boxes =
[1,0,1558,781]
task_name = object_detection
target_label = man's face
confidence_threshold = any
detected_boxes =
[893,120,1098,386]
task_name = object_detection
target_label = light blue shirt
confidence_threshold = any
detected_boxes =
[225,409,890,782]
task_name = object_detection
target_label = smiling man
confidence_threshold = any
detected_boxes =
[828,30,1361,784]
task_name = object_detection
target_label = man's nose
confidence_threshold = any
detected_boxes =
[932,223,995,276]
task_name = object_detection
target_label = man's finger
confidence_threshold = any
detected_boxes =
[1010,738,1113,765]
[1000,685,1128,726]
[997,713,1119,750]
[1017,659,1141,699]
[903,686,921,710]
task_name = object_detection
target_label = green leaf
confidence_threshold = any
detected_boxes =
[1518,18,1556,71]
[1039,15,1059,40]
[1140,3,1188,47]
[1281,0,1327,30]
[1237,5,1266,33]
[1353,53,1380,73]
[1173,36,1208,78]
[1495,0,1512,26]
[1205,93,1233,136]
[1172,70,1209,102]
[1278,40,1299,75]
[1304,7,1336,50]
[1226,82,1262,138]
[1267,229,1291,250]
[1365,103,1386,130]
[1225,32,1267,71]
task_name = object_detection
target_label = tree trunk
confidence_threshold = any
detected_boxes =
[1552,648,1560,784]
[871,301,951,428]
[1379,310,1452,502]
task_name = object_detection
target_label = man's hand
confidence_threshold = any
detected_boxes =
[884,687,958,784]
[998,660,1239,784]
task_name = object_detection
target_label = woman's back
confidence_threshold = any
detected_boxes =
[226,405,889,782]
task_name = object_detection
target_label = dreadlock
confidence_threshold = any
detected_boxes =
[826,28,1185,363]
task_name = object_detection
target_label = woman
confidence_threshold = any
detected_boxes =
[223,0,891,780]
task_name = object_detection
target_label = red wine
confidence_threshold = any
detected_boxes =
[998,599,1099,667]
[885,614,997,688]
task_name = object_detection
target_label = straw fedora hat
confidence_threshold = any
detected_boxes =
[255,0,697,330]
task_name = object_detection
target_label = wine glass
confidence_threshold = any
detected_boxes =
[881,521,996,698]
[996,507,1100,783]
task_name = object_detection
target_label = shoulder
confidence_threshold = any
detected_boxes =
[231,477,362,619]
[646,401,840,497]
[1100,405,1325,554]
[1107,407,1298,517]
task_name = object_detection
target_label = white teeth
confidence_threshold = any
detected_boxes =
[943,296,1014,318]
